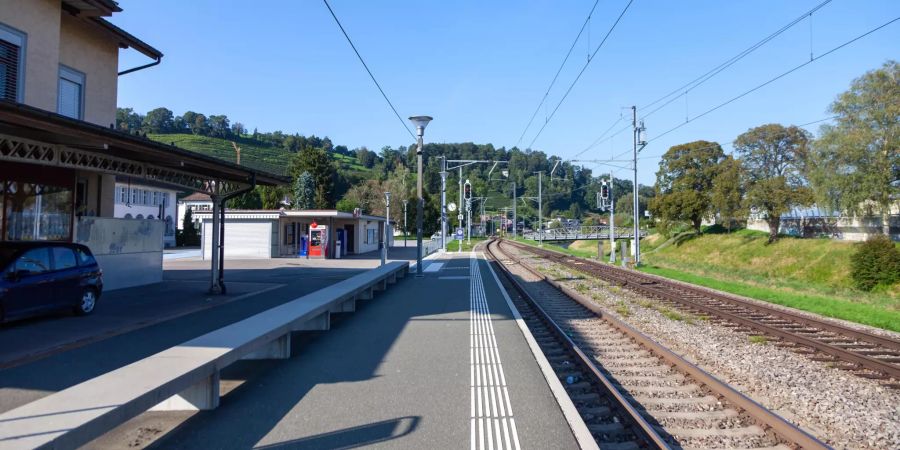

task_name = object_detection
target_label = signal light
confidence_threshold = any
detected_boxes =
[464,180,472,200]
[600,181,609,200]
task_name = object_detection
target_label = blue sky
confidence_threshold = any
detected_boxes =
[112,0,899,185]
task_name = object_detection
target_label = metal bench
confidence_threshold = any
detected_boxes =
[0,261,409,450]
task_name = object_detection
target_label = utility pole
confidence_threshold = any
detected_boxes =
[632,106,646,266]
[512,181,517,239]
[535,171,543,247]
[439,157,447,252]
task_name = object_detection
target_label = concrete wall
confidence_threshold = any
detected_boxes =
[748,215,900,242]
[58,13,118,126]
[74,217,164,290]
[0,0,61,110]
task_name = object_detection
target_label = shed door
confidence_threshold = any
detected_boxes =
[203,221,272,259]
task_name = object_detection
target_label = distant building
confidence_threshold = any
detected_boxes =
[113,178,178,247]
[193,209,391,259]
[746,203,899,241]
[177,192,212,230]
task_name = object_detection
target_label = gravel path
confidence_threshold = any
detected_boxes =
[507,246,900,450]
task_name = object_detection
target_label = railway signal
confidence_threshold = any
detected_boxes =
[464,179,472,200]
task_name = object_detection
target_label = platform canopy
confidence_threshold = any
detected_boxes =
[0,101,289,196]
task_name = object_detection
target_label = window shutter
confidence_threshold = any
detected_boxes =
[58,78,81,119]
[0,39,20,101]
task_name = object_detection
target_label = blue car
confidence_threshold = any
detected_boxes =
[0,242,103,323]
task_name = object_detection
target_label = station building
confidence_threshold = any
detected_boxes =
[193,210,392,259]
[0,0,285,290]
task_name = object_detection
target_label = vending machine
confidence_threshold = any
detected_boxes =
[308,222,328,258]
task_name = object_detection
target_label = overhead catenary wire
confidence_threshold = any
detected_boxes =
[639,0,833,120]
[515,0,602,147]
[322,0,415,139]
[647,15,900,144]
[526,0,635,150]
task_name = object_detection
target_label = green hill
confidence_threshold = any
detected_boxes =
[641,230,900,331]
[147,133,369,177]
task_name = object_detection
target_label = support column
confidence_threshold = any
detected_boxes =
[209,195,222,294]
[151,372,220,411]
[242,334,292,360]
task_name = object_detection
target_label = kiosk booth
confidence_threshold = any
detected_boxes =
[309,221,328,258]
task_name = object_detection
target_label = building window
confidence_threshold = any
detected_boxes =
[142,190,150,205]
[131,188,139,205]
[58,66,85,119]
[118,187,128,204]
[0,23,25,102]
[3,181,73,241]
[152,191,158,206]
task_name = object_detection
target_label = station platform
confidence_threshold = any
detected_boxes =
[110,250,581,449]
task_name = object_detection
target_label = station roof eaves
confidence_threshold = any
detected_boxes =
[0,101,289,187]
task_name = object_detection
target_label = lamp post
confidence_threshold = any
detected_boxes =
[408,115,432,278]
[383,191,390,265]
[402,199,408,248]
[439,156,447,252]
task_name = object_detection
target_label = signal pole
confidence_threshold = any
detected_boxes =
[536,171,543,247]
[609,173,616,263]
[512,181,517,239]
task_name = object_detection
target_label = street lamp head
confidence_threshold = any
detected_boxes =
[408,115,433,136]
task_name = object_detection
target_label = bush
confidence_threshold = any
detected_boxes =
[850,235,900,291]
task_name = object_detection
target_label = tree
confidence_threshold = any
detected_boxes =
[182,111,199,133]
[808,61,899,236]
[226,189,262,209]
[734,124,814,243]
[293,171,316,210]
[180,208,199,246]
[258,185,287,209]
[192,114,209,135]
[208,115,231,138]
[711,155,745,231]
[142,107,174,133]
[650,141,725,232]
[232,122,246,136]
[116,107,143,132]
[290,147,336,208]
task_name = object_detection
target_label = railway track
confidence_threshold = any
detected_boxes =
[485,239,828,450]
[503,239,900,385]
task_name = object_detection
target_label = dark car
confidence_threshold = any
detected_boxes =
[0,242,102,323]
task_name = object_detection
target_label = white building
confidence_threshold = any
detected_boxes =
[113,179,178,247]
[194,209,391,260]
[176,192,213,230]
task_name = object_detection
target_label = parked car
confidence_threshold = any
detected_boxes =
[431,232,441,240]
[0,242,102,323]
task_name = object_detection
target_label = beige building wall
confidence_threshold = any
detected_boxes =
[0,0,61,111]
[59,13,118,127]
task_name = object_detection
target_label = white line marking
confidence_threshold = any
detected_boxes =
[423,262,445,272]
[469,251,521,449]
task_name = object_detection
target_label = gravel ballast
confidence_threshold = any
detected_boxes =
[506,246,900,450]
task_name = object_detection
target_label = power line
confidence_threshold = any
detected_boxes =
[648,15,899,144]
[526,0,635,150]
[572,0,833,165]
[639,0,833,120]
[572,116,624,158]
[322,0,415,139]
[515,0,602,147]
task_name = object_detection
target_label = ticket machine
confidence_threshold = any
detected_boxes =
[309,222,328,258]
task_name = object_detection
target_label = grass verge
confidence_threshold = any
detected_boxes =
[639,265,900,332]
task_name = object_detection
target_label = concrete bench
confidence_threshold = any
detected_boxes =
[0,261,409,450]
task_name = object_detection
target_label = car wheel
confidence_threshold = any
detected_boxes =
[75,288,97,315]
